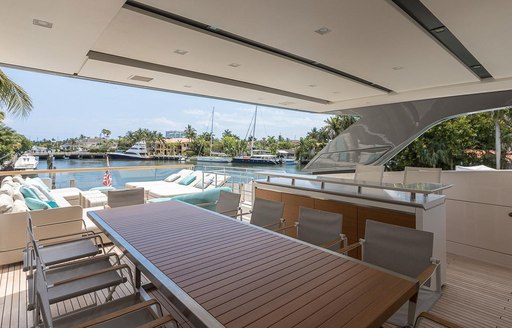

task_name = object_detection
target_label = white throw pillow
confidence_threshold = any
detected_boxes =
[0,194,13,213]
[12,189,24,201]
[11,199,29,213]
[164,173,180,182]
[0,184,14,197]
[12,175,24,183]
[28,185,49,201]
[32,183,54,201]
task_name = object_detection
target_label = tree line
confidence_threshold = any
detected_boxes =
[2,67,512,169]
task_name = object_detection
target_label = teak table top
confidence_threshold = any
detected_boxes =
[88,200,418,328]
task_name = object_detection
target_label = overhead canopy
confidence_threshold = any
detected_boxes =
[2,0,512,114]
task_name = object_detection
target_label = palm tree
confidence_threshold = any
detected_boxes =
[491,107,512,169]
[0,68,33,118]
[323,115,358,140]
[184,124,197,140]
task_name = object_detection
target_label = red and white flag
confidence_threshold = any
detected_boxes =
[102,170,112,187]
[103,156,112,187]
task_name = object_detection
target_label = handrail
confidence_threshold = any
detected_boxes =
[257,171,453,201]
[0,164,194,176]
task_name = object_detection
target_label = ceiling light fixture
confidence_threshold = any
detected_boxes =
[228,63,240,68]
[128,75,153,82]
[308,84,317,88]
[33,19,53,29]
[174,49,188,55]
[431,26,446,33]
[183,85,192,88]
[315,27,331,35]
[392,66,404,70]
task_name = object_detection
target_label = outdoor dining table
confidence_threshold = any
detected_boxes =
[87,200,419,328]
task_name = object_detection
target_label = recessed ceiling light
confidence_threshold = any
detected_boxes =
[279,101,294,106]
[315,27,331,35]
[392,66,404,70]
[184,85,192,88]
[228,63,240,68]
[431,26,446,33]
[174,49,188,55]
[333,91,341,94]
[128,75,153,82]
[33,19,53,29]
[308,84,317,88]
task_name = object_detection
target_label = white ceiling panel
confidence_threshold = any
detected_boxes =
[424,0,512,79]
[79,59,331,113]
[140,0,478,92]
[0,0,125,74]
[90,8,385,103]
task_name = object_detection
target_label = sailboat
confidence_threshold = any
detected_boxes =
[196,107,232,163]
[232,106,279,165]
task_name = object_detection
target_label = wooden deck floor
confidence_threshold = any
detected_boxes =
[1,253,510,328]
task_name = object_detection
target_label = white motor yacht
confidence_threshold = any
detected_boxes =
[13,154,38,170]
[107,141,153,160]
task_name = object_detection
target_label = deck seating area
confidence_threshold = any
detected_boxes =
[1,250,511,327]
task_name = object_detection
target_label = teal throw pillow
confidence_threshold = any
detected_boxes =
[25,197,51,210]
[45,200,59,208]
[20,186,39,200]
[179,175,196,186]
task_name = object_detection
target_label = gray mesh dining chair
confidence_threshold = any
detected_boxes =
[248,198,285,229]
[107,188,145,208]
[33,254,175,328]
[340,219,442,327]
[27,227,130,315]
[215,190,241,218]
[277,207,346,250]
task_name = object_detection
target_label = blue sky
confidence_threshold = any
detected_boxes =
[2,67,331,141]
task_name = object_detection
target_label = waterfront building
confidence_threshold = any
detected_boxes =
[165,130,186,139]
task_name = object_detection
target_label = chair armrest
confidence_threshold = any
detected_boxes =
[76,299,176,328]
[47,253,120,270]
[417,263,438,285]
[273,224,296,233]
[320,237,343,249]
[414,312,463,328]
[50,263,130,287]
[336,241,362,255]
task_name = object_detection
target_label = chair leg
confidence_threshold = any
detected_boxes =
[407,292,419,327]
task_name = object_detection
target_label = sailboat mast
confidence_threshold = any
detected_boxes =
[210,107,214,157]
[251,106,257,157]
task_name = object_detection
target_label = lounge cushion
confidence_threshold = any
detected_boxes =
[25,197,51,210]
[12,190,24,201]
[179,175,197,186]
[20,186,39,200]
[164,173,180,182]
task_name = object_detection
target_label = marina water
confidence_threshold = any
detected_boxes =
[37,158,304,190]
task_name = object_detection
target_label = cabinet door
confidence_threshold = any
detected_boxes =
[357,207,415,240]
[254,188,282,202]
[315,199,359,258]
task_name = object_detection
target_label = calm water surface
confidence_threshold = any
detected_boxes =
[37,158,304,190]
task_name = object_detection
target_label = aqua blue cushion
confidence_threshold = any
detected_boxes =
[20,186,39,200]
[170,187,232,210]
[178,175,197,186]
[45,200,59,208]
[25,197,51,210]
